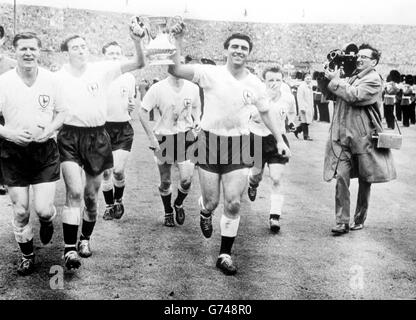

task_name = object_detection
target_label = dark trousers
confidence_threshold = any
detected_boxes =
[313,102,319,121]
[395,102,402,121]
[295,123,309,139]
[384,104,395,129]
[336,155,371,225]
[317,102,330,122]
[410,102,416,125]
[402,105,410,127]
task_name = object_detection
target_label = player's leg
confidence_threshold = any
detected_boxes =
[174,160,195,225]
[268,163,286,232]
[112,149,131,219]
[332,157,352,235]
[32,181,57,245]
[247,133,265,201]
[247,165,263,201]
[61,161,83,269]
[216,167,249,275]
[102,168,115,220]
[9,186,34,275]
[198,167,221,238]
[157,162,175,226]
[78,172,103,257]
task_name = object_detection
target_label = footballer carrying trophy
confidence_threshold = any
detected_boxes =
[130,15,184,66]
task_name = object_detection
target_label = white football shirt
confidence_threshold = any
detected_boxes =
[249,90,294,137]
[192,65,268,136]
[56,61,121,127]
[142,77,201,135]
[106,72,136,122]
[0,67,66,138]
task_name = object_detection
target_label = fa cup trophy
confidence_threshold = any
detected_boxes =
[130,16,184,66]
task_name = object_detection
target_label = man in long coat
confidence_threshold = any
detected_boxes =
[294,73,314,140]
[324,43,396,235]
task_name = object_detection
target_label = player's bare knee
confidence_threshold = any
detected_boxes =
[13,208,30,225]
[84,194,98,212]
[179,179,191,192]
[36,204,54,221]
[205,198,219,212]
[159,181,171,194]
[225,199,241,215]
[68,188,83,202]
[113,170,124,181]
[103,169,112,180]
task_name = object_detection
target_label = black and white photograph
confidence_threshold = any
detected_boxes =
[0,0,415,309]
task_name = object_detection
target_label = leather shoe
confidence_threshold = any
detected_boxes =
[331,223,349,235]
[350,222,364,231]
[304,136,313,141]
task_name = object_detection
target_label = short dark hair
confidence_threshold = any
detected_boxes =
[359,43,381,65]
[102,41,121,54]
[60,35,85,52]
[303,73,312,80]
[223,33,253,53]
[13,32,42,48]
[262,66,283,80]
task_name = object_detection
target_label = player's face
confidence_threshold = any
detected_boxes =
[227,38,250,66]
[356,49,375,72]
[67,37,89,64]
[15,38,40,69]
[104,45,122,61]
[265,71,283,93]
[304,75,312,85]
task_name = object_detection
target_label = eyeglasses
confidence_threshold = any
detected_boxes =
[356,54,372,60]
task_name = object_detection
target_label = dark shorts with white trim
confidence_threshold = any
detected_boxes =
[58,124,113,176]
[155,130,197,164]
[250,133,290,169]
[193,130,252,175]
[0,139,60,187]
[105,121,134,152]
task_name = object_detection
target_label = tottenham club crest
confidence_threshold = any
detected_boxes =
[87,82,99,95]
[183,98,192,108]
[243,90,254,105]
[38,95,50,109]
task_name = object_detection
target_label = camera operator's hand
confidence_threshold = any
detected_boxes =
[324,65,341,81]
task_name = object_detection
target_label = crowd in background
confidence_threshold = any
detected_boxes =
[1,2,416,124]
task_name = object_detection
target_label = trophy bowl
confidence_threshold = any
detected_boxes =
[131,16,183,66]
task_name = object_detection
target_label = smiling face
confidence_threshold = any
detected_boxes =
[15,38,40,70]
[356,48,376,72]
[66,37,89,66]
[226,38,250,67]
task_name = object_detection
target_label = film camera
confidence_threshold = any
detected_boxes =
[317,43,359,99]
[325,43,358,77]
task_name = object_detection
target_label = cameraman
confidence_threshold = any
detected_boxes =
[323,43,396,235]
